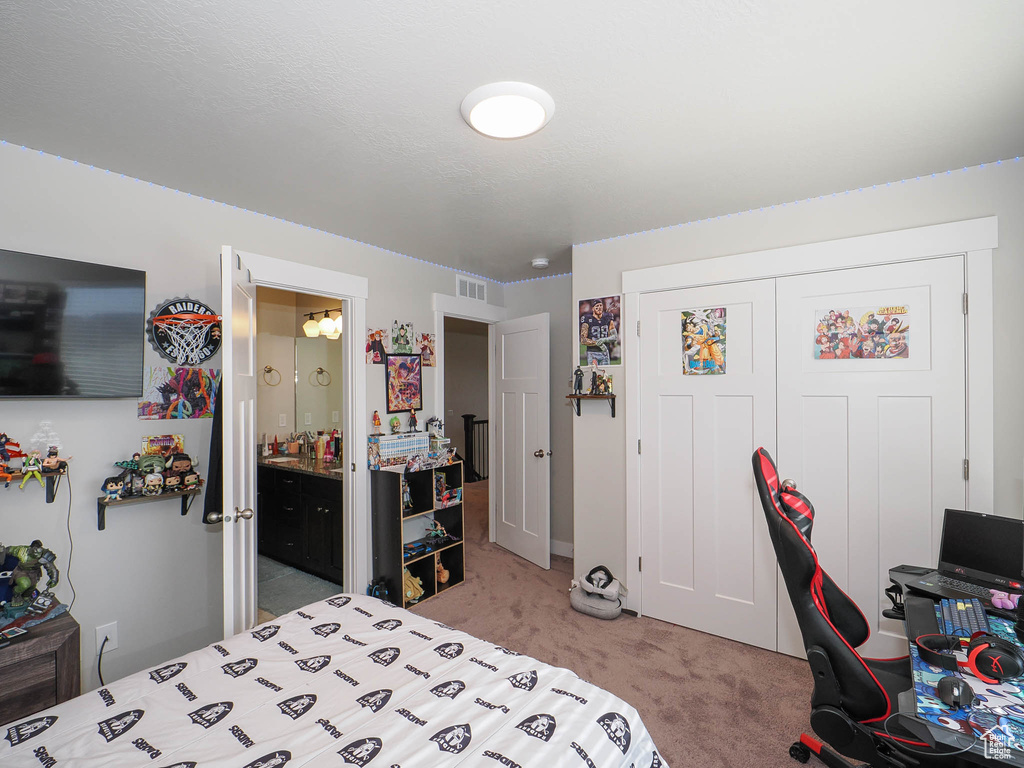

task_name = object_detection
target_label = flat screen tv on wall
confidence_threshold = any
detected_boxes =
[0,248,146,398]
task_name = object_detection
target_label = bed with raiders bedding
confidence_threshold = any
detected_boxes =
[1,594,666,767]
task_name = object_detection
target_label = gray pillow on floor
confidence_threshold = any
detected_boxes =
[570,586,621,619]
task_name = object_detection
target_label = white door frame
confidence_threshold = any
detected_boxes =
[622,216,997,616]
[232,249,370,596]
[432,293,507,540]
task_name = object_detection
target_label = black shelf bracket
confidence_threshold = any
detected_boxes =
[566,394,616,418]
[97,489,201,531]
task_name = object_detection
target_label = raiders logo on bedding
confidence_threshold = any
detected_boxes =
[368,646,400,666]
[515,713,556,741]
[312,622,341,637]
[650,750,664,767]
[431,723,472,754]
[149,661,186,683]
[295,655,331,673]
[430,680,466,699]
[187,702,233,729]
[222,658,258,677]
[507,670,538,691]
[597,712,632,754]
[327,596,351,607]
[277,694,317,719]
[4,716,56,746]
[434,642,464,659]
[356,689,393,712]
[97,710,144,742]
[337,737,382,765]
[494,646,522,656]
[163,763,197,768]
[242,750,291,768]
[252,625,280,642]
[372,619,402,631]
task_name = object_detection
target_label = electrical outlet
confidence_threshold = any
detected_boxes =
[331,411,339,423]
[278,414,287,427]
[304,412,312,425]
[96,622,118,654]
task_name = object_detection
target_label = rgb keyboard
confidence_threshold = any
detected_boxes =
[939,597,990,638]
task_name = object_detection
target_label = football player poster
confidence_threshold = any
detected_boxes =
[578,295,622,367]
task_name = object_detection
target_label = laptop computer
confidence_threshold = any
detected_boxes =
[905,508,1024,612]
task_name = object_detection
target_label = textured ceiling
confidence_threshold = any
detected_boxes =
[1,1,1022,282]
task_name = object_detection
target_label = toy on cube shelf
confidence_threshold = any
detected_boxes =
[389,416,402,434]
[371,410,383,435]
[408,409,418,432]
[18,451,44,490]
[101,475,126,502]
[403,567,424,603]
[436,553,450,584]
[401,477,413,511]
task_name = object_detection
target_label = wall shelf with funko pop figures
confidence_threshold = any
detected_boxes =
[566,394,616,418]
[96,488,201,531]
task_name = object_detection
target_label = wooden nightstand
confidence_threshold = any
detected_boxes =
[0,613,81,725]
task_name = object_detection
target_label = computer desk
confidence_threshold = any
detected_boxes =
[889,566,1024,766]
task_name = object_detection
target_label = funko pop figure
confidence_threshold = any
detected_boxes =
[101,475,125,501]
[143,472,164,496]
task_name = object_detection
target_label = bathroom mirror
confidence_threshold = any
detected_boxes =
[294,336,343,432]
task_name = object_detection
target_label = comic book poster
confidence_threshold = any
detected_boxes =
[142,434,185,458]
[366,327,389,364]
[578,295,622,367]
[385,354,422,413]
[391,321,414,354]
[813,305,910,359]
[682,307,727,375]
[415,333,436,366]
[138,367,221,419]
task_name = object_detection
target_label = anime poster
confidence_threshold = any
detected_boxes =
[682,308,727,375]
[142,434,185,458]
[578,295,622,367]
[415,332,436,366]
[391,321,414,354]
[138,367,221,419]
[813,305,910,359]
[366,327,389,364]
[385,354,422,413]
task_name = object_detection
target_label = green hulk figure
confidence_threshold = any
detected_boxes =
[1,540,59,609]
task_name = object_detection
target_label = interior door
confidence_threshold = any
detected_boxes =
[775,256,967,658]
[639,279,778,649]
[493,313,551,569]
[219,246,258,637]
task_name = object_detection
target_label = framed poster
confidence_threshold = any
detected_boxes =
[578,295,622,366]
[682,307,727,375]
[385,354,422,413]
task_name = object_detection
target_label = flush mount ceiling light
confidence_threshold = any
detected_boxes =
[461,82,555,139]
[531,257,550,270]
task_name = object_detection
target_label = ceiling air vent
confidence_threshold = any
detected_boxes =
[456,275,487,303]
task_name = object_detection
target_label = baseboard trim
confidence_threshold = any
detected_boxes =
[551,539,574,558]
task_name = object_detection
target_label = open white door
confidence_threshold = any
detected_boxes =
[493,313,551,569]
[219,245,258,637]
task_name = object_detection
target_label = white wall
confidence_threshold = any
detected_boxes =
[0,142,504,691]
[504,274,574,555]
[256,286,298,439]
[572,161,1024,582]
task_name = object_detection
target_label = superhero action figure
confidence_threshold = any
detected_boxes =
[0,540,59,616]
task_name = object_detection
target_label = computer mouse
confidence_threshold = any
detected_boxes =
[936,676,974,709]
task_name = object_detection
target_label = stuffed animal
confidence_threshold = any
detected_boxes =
[403,568,424,603]
[435,553,449,584]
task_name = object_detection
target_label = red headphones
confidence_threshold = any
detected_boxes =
[916,633,1024,684]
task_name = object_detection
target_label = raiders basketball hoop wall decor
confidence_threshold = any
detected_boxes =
[147,297,222,366]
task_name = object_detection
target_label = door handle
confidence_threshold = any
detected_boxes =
[235,507,254,520]
[534,449,551,458]
[207,511,231,524]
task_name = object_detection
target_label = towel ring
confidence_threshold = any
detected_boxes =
[315,367,332,386]
[262,365,281,386]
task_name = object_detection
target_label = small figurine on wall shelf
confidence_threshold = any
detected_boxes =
[389,415,402,434]
[371,410,383,435]
[101,476,125,501]
[408,409,418,432]
[573,365,584,395]
[163,473,182,492]
[143,472,164,496]
[19,450,44,489]
[589,361,601,395]
[0,462,11,489]
[42,446,71,474]
[183,471,200,490]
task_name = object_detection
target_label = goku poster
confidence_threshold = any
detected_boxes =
[682,308,727,375]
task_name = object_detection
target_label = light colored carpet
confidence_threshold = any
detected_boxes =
[410,481,815,768]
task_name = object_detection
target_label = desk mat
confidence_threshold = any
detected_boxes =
[912,612,1024,756]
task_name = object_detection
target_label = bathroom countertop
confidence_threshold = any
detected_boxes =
[257,454,345,480]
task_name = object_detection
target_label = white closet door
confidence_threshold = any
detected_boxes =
[639,279,778,649]
[776,256,967,658]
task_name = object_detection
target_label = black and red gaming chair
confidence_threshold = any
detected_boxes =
[752,447,958,768]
